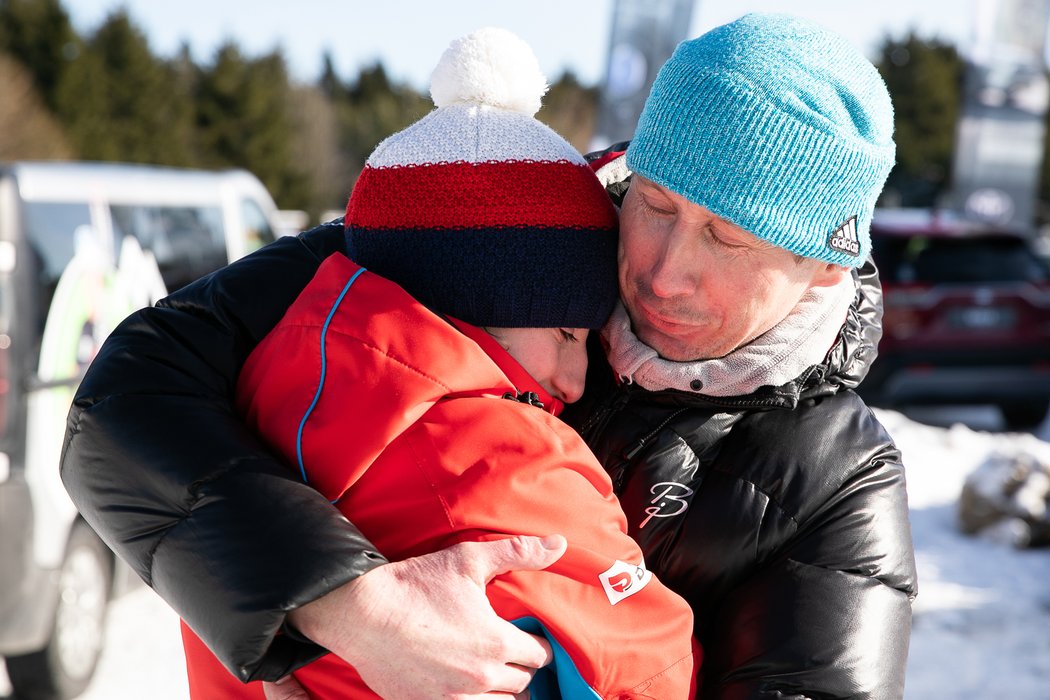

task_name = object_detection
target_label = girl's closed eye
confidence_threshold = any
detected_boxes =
[559,329,580,343]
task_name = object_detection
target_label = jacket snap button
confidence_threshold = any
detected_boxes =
[690,379,704,391]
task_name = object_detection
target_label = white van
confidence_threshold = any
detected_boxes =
[0,161,280,699]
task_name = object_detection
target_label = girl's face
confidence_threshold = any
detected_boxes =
[487,327,590,404]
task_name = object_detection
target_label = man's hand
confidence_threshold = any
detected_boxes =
[263,676,310,700]
[286,534,567,699]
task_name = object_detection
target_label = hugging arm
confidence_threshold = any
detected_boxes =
[61,221,561,693]
[60,222,387,681]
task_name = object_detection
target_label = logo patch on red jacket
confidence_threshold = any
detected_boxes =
[599,558,653,605]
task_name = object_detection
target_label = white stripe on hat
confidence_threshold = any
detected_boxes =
[366,104,587,168]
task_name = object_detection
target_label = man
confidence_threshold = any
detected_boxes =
[62,13,916,700]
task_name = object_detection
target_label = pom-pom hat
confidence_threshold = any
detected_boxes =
[345,28,619,329]
[627,13,896,268]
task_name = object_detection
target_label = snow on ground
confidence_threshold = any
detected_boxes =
[3,407,1049,699]
[879,408,1050,698]
[0,586,187,700]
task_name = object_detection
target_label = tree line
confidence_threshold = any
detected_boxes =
[2,0,1048,223]
[0,0,598,220]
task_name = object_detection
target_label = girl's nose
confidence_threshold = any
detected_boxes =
[552,344,588,404]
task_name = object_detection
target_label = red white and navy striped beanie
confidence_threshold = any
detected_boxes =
[344,28,619,329]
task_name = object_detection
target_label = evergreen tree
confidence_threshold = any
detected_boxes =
[0,52,72,159]
[289,83,348,219]
[539,71,600,154]
[170,42,204,164]
[319,50,344,100]
[876,33,964,207]
[54,10,195,164]
[0,0,78,110]
[195,43,309,208]
[337,62,430,184]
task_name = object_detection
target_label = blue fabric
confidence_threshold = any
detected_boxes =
[627,13,895,267]
[511,617,601,700]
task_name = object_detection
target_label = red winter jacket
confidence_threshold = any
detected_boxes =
[182,253,697,699]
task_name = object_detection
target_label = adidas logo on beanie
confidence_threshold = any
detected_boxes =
[627,13,896,268]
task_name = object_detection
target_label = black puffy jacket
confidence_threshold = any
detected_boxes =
[562,265,915,700]
[62,223,381,681]
[564,151,917,698]
[62,181,916,698]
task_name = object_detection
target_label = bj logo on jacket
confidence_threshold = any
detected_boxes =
[599,558,653,605]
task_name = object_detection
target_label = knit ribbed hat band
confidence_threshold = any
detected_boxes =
[627,13,896,267]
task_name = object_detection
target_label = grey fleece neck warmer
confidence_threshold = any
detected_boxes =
[602,275,856,397]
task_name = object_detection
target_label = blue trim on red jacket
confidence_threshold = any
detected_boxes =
[295,265,368,486]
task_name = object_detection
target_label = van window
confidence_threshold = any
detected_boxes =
[241,198,277,253]
[110,204,226,292]
[22,201,93,332]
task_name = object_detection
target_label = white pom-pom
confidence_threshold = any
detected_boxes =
[430,27,549,116]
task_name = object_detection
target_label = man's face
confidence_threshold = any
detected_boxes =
[618,176,847,361]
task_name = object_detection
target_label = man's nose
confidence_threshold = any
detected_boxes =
[649,227,697,298]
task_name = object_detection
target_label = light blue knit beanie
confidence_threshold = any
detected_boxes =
[626,13,895,267]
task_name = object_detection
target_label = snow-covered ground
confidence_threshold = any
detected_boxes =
[3,407,1049,699]
[880,407,1050,698]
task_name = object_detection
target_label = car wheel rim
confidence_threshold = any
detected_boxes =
[54,545,107,680]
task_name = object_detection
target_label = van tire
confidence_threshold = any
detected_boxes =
[5,523,111,700]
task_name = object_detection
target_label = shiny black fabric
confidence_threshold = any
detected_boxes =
[567,148,917,699]
[61,222,387,682]
[566,284,916,699]
[62,162,917,696]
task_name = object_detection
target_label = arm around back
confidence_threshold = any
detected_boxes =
[60,221,388,682]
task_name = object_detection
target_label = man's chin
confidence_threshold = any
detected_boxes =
[634,315,754,361]
[635,325,713,362]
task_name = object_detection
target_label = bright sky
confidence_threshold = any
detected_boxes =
[65,0,975,89]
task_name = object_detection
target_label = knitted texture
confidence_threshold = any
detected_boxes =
[345,29,619,328]
[627,13,895,267]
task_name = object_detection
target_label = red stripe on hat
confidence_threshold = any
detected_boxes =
[345,160,618,230]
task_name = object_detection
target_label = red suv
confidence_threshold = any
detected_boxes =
[861,209,1050,430]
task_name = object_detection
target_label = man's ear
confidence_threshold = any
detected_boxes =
[810,262,850,288]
